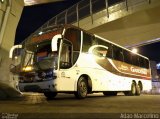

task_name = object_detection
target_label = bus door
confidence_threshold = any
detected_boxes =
[58,39,75,91]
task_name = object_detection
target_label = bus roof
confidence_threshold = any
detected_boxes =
[22,24,149,60]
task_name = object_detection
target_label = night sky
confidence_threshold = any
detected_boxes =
[15,0,160,63]
[15,0,81,44]
[139,42,160,63]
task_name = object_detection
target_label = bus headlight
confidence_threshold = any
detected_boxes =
[22,66,33,72]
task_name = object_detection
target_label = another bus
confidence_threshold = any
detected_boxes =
[9,24,152,99]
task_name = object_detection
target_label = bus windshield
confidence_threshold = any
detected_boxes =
[20,27,63,71]
[22,41,58,71]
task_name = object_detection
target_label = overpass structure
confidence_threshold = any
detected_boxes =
[1,0,160,98]
[30,0,160,48]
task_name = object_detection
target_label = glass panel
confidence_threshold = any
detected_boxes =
[132,55,139,67]
[92,47,108,57]
[112,45,123,61]
[96,38,113,58]
[145,59,149,69]
[60,43,72,69]
[64,28,81,65]
[123,50,132,64]
[64,28,81,51]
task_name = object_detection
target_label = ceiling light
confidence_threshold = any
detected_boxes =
[24,0,64,6]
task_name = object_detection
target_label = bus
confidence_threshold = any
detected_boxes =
[9,24,152,99]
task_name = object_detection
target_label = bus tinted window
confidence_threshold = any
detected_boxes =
[139,57,146,68]
[123,50,132,64]
[112,46,123,61]
[82,32,93,52]
[64,28,81,51]
[145,59,149,69]
[64,28,81,65]
[92,47,108,57]
[137,56,149,69]
[132,55,139,67]
[95,37,113,58]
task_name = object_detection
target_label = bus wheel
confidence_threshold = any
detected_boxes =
[136,84,141,96]
[44,92,57,99]
[124,82,136,96]
[74,77,88,99]
[103,91,117,96]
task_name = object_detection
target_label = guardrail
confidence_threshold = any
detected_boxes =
[26,0,152,41]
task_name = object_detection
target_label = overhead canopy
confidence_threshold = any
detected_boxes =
[24,0,64,6]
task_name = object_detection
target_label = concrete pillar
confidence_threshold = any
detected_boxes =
[0,0,24,99]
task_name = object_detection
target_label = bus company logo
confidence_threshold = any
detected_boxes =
[119,65,129,71]
[130,67,147,75]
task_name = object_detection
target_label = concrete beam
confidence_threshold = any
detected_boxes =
[72,0,160,47]
[0,0,24,99]
[89,5,160,47]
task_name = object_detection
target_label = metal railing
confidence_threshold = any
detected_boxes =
[26,0,152,41]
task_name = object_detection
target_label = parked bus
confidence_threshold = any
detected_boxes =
[9,24,152,99]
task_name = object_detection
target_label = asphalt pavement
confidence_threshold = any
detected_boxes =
[0,93,159,119]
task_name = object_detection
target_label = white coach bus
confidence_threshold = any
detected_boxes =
[9,25,152,99]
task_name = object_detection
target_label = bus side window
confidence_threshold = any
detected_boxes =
[113,46,124,62]
[93,47,107,57]
[132,55,139,67]
[64,28,81,65]
[106,44,112,59]
[145,59,149,69]
[95,37,113,59]
[139,57,146,68]
[123,50,132,64]
[64,28,81,51]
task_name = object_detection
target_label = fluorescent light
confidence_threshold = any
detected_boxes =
[24,0,64,6]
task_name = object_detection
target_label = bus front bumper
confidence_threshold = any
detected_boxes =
[19,80,57,92]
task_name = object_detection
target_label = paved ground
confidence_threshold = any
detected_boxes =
[0,93,160,119]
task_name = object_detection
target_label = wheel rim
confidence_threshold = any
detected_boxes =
[137,85,141,94]
[79,81,87,96]
[132,84,136,95]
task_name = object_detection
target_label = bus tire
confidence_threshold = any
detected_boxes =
[136,84,141,96]
[74,77,88,99]
[103,91,117,96]
[124,82,136,96]
[44,92,57,99]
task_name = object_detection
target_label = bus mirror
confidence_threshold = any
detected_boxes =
[9,45,22,59]
[51,34,62,51]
